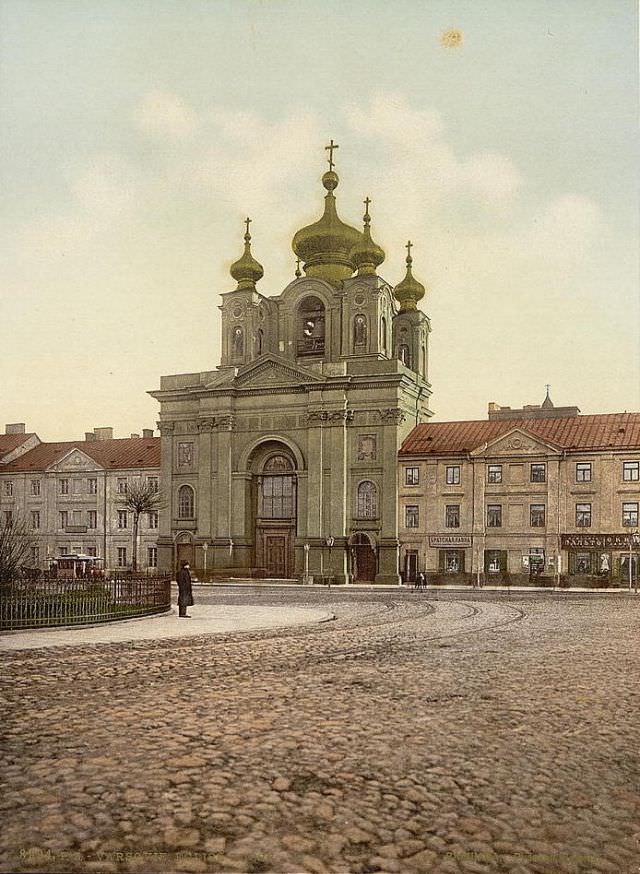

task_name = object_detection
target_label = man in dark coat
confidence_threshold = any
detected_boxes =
[176,561,194,618]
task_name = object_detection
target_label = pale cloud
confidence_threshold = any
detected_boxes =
[70,153,139,215]
[137,90,199,139]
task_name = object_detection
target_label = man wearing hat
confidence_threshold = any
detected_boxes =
[176,561,194,618]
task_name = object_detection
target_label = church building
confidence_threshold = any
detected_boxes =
[150,143,432,583]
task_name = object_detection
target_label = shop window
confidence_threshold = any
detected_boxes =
[440,550,465,574]
[485,550,507,575]
[571,552,593,575]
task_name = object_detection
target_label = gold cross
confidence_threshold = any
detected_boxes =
[244,217,252,237]
[364,196,371,213]
[325,139,339,171]
[406,240,413,260]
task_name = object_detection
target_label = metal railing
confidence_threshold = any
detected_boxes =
[0,575,171,630]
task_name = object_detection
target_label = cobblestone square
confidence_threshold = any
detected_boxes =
[2,589,639,874]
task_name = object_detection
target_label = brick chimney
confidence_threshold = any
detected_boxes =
[93,427,114,441]
[5,423,26,434]
[142,429,154,439]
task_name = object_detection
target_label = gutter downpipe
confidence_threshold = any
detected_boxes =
[556,450,564,588]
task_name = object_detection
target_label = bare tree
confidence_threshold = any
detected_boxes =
[0,512,35,582]
[117,480,166,572]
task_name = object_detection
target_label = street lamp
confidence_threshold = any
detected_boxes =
[202,541,208,577]
[303,542,310,584]
[326,536,334,588]
[628,529,640,592]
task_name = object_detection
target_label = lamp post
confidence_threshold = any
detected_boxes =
[303,542,310,584]
[202,541,208,579]
[628,530,640,592]
[326,536,334,588]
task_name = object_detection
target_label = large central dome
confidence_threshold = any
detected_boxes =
[292,169,363,285]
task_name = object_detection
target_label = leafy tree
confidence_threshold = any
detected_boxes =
[117,480,166,572]
[0,512,35,582]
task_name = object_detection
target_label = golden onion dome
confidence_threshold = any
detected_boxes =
[393,241,426,311]
[292,143,362,285]
[230,217,264,289]
[350,197,385,276]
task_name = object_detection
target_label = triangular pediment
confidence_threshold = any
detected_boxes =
[470,427,562,457]
[49,448,104,472]
[233,354,326,389]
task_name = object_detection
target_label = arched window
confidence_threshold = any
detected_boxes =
[260,455,295,518]
[381,316,387,355]
[298,296,325,356]
[178,485,195,519]
[353,314,367,348]
[257,329,264,355]
[356,481,377,518]
[399,344,411,367]
[231,326,244,358]
[421,345,427,377]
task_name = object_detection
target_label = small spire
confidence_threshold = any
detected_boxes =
[393,239,426,311]
[230,216,264,289]
[542,385,554,409]
[350,195,385,276]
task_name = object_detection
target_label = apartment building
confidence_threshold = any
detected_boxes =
[0,425,160,572]
[398,403,640,585]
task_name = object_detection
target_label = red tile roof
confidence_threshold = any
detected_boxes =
[0,433,37,461]
[400,413,640,456]
[1,438,160,472]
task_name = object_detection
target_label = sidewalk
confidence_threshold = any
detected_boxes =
[0,604,335,651]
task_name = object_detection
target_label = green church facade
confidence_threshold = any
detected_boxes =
[150,146,432,583]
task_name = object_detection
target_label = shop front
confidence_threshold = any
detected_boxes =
[429,535,472,584]
[561,534,639,584]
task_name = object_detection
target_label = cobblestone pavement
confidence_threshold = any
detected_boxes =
[2,589,639,874]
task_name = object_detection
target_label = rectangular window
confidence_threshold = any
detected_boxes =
[31,511,40,530]
[405,505,419,528]
[86,547,97,557]
[72,479,82,495]
[623,503,639,527]
[485,550,506,574]
[576,462,592,482]
[148,511,159,529]
[445,504,460,528]
[117,547,127,568]
[59,478,69,495]
[59,510,68,529]
[30,479,41,496]
[117,510,128,529]
[487,504,502,528]
[72,510,82,525]
[576,503,592,527]
[58,546,68,556]
[3,481,13,497]
[147,476,159,493]
[530,463,546,483]
[405,467,419,486]
[446,465,460,485]
[31,546,40,566]
[148,547,158,568]
[3,510,13,527]
[623,461,639,481]
[88,510,97,529]
[117,478,128,495]
[487,464,502,483]
[530,504,546,527]
[88,478,98,495]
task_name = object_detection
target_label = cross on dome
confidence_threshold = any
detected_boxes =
[325,139,339,171]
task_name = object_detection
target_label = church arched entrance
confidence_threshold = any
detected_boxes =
[350,533,377,582]
[253,448,297,578]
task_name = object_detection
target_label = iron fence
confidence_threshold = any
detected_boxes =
[0,575,172,630]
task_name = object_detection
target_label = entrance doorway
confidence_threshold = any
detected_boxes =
[176,541,194,571]
[264,533,288,578]
[351,533,376,582]
[405,550,418,583]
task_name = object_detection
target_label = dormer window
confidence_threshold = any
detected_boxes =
[297,296,325,356]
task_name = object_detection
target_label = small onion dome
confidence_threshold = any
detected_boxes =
[393,240,426,311]
[350,197,385,276]
[230,217,264,289]
[292,170,363,285]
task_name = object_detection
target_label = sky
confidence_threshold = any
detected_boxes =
[1,0,638,441]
